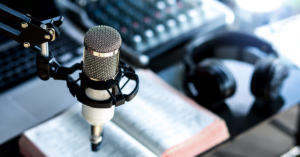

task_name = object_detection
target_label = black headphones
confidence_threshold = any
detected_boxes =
[184,32,289,107]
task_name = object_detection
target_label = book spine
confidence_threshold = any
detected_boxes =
[161,120,229,157]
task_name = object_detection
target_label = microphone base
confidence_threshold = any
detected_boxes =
[90,126,104,152]
[91,141,103,152]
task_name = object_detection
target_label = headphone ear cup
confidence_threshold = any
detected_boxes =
[186,58,236,106]
[251,58,289,100]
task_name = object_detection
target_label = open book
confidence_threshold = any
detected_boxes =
[19,70,229,157]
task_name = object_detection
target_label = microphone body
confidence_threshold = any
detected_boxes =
[82,88,114,149]
[81,25,122,151]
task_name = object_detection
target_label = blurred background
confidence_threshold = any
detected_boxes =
[222,0,300,31]
[1,0,300,156]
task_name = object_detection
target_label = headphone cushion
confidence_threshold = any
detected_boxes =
[251,58,288,100]
[188,58,236,106]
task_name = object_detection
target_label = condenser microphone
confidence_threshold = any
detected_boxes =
[81,25,122,151]
[83,25,121,81]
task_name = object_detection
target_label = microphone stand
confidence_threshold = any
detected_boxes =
[0,3,139,151]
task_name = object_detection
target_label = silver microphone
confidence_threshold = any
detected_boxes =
[81,25,122,151]
[83,25,122,81]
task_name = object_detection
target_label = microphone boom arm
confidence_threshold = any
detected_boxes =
[0,3,63,47]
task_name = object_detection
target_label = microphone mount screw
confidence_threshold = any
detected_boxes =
[40,24,47,30]
[21,22,28,28]
[47,28,56,41]
[45,35,51,40]
[23,42,30,48]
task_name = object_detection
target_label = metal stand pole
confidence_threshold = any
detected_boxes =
[41,42,49,57]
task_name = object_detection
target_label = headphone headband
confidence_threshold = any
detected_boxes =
[187,32,278,65]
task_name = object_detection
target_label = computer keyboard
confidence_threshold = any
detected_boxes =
[0,33,81,92]
[58,0,231,66]
[0,35,8,43]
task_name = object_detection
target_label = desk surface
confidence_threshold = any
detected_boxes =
[1,60,300,157]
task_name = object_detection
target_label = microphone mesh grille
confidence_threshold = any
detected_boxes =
[84,25,122,53]
[83,50,119,81]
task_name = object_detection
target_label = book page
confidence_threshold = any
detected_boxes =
[24,103,156,157]
[113,70,215,155]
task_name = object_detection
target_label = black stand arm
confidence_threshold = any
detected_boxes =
[0,3,64,80]
[0,3,63,47]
